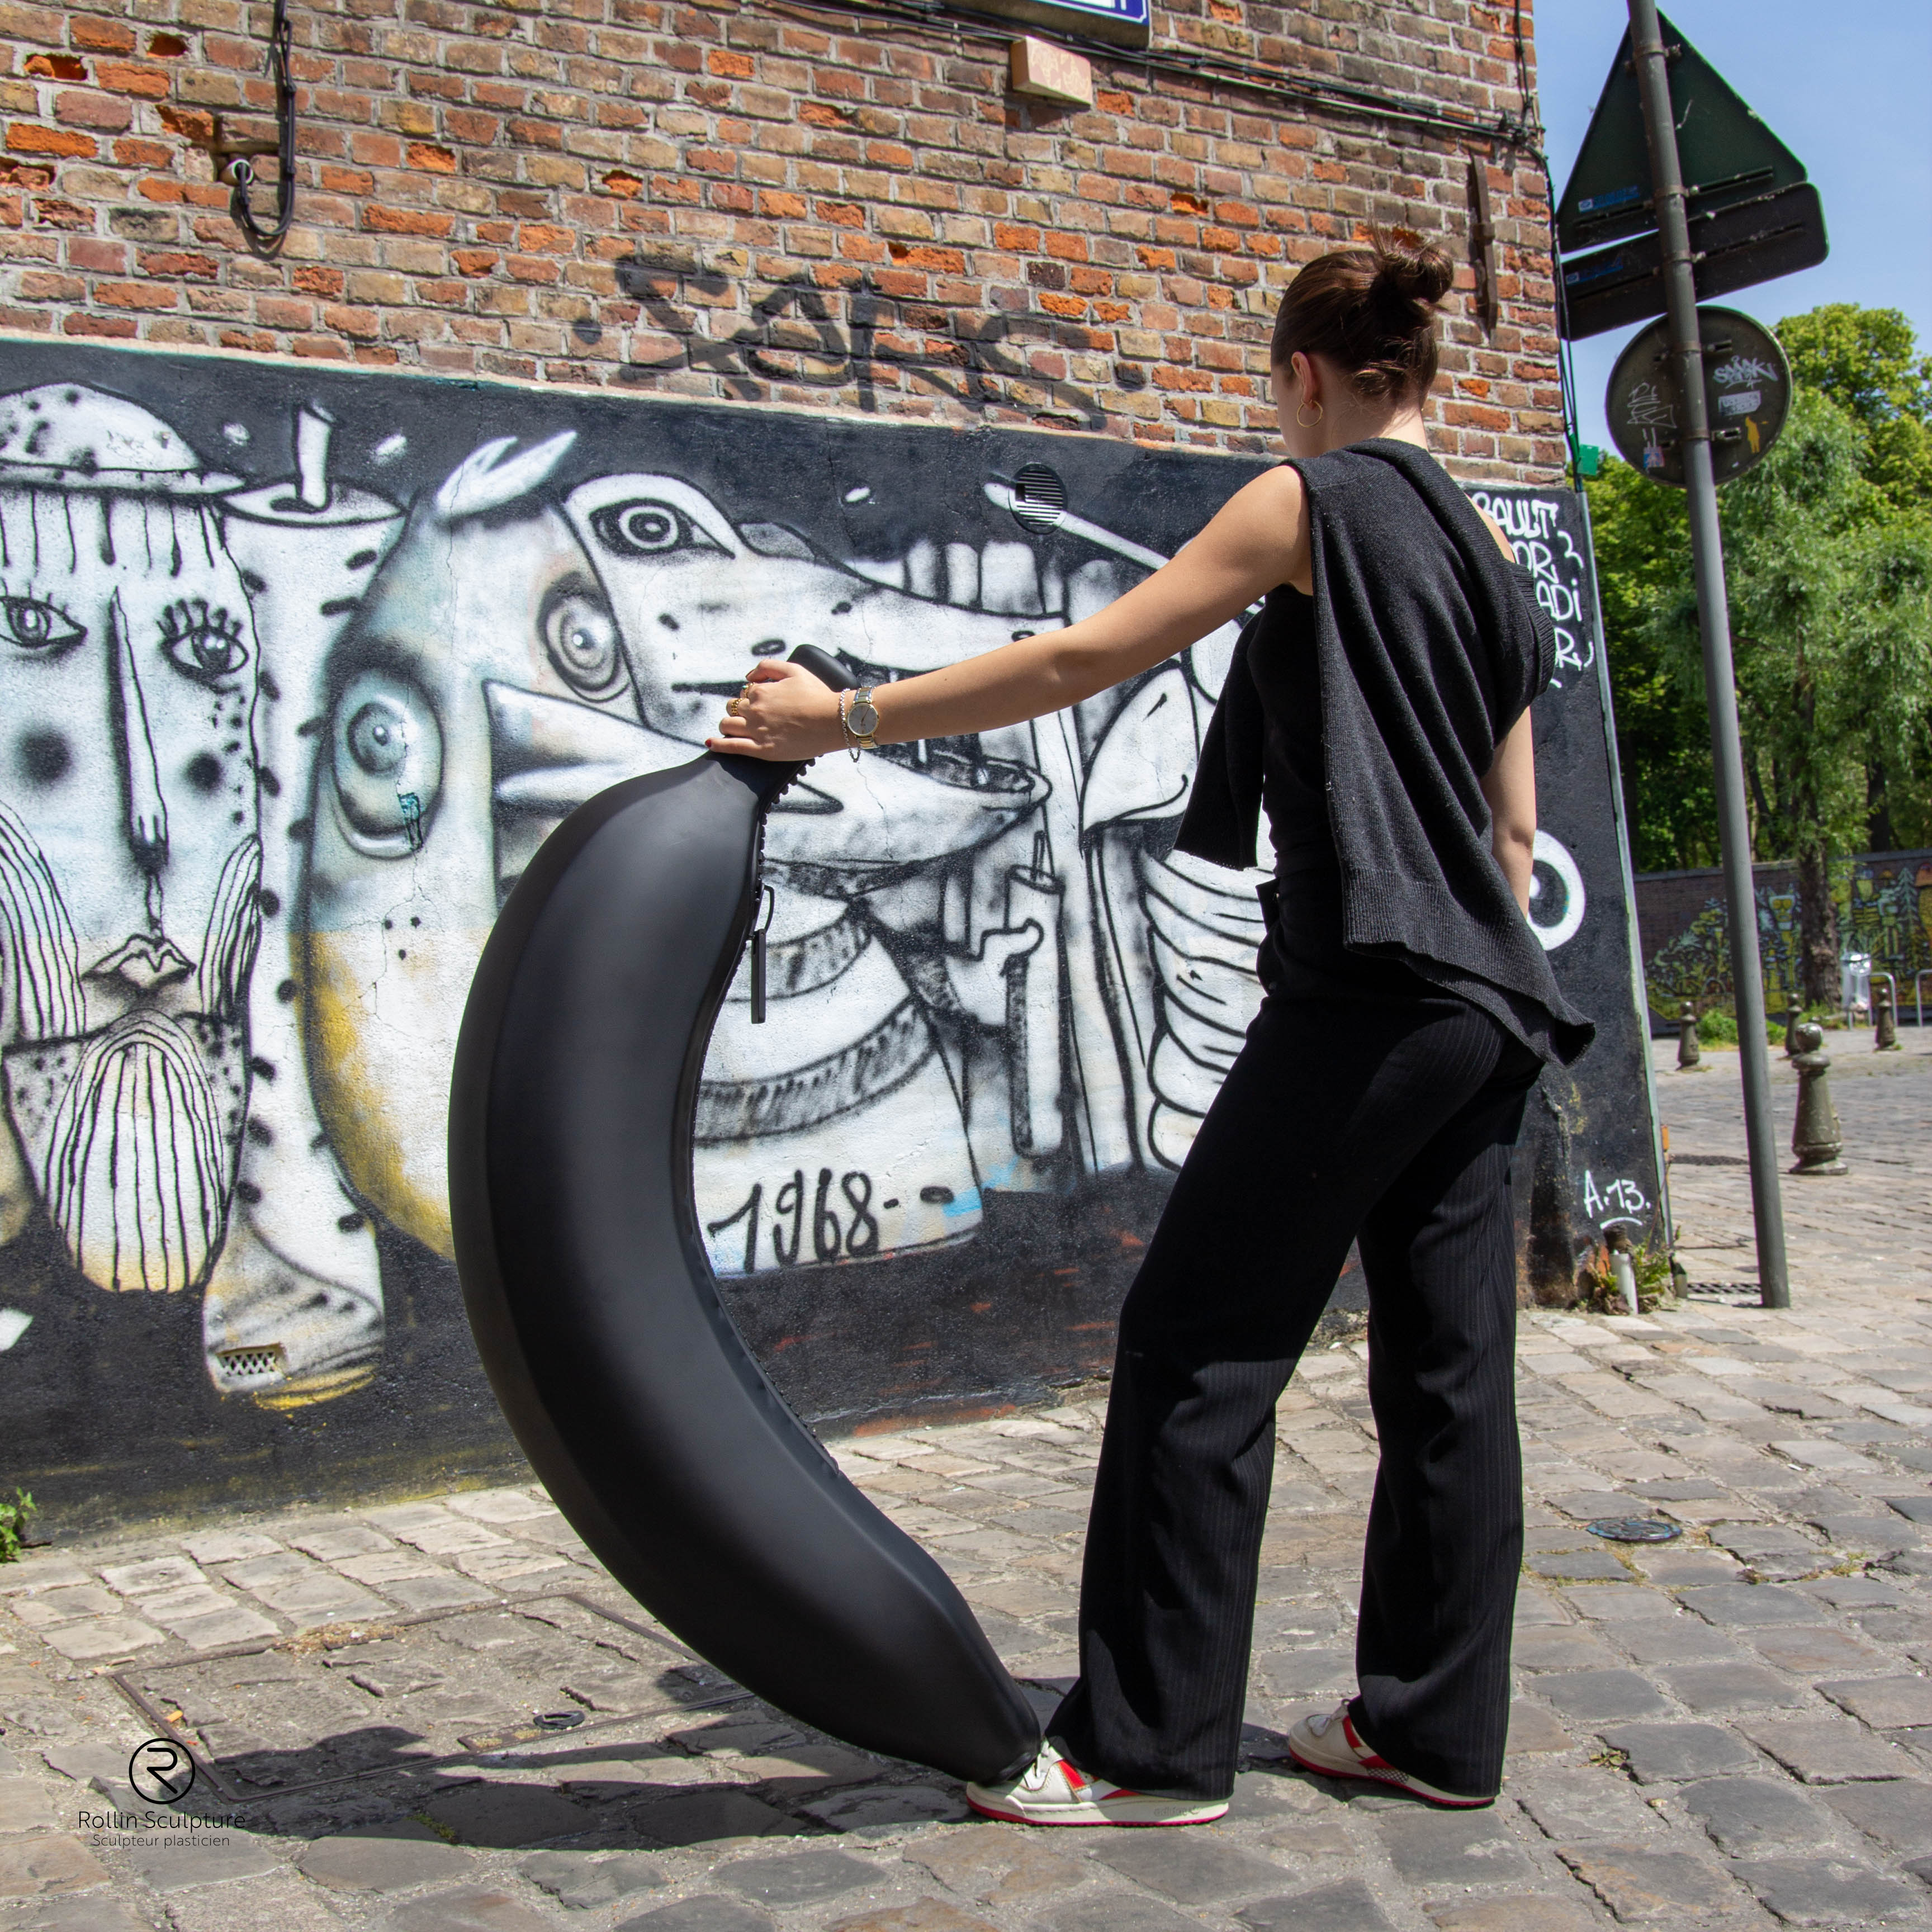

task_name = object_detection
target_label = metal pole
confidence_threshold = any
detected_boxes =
[1627,0,1791,1309]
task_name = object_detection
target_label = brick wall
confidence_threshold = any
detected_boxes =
[0,0,1562,475]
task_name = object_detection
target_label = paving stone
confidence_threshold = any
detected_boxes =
[629,1789,801,1847]
[1535,1670,1671,1722]
[1660,1664,1806,1712]
[1630,1551,1743,1585]
[0,1779,54,1832]
[1516,1768,1668,1841]
[287,1526,394,1560]
[1597,1723,1759,1783]
[164,1540,279,1582]
[448,1490,553,1524]
[0,1837,110,1897]
[378,1887,563,1931]
[1740,1717,1917,1783]
[904,1827,1087,1905]
[1611,1620,1741,1664]
[1821,1779,1932,1855]
[1094,1834,1289,1902]
[1235,1878,1395,1931]
[1816,1676,1932,1729]
[423,1782,596,1848]
[1679,1584,1823,1626]
[297,1826,477,1892]
[1729,1856,1922,1924]
[1746,1626,1890,1674]
[717,1848,874,1907]
[1556,1841,1741,1920]
[1884,1497,1932,1524]
[1506,1703,1573,1756]
[1040,1895,1202,1932]
[1560,1585,1678,1622]
[33,1616,164,1661]
[1427,1902,1599,1932]
[0,1900,152,1931]
[385,1574,498,1611]
[169,1604,281,1649]
[1510,1628,1618,1671]
[1526,1551,1631,1583]
[799,1785,965,1832]
[1676,1777,1836,1854]
[125,1838,286,1890]
[98,1557,203,1596]
[825,1903,997,1932]
[250,1573,391,1626]
[1374,1807,1535,1886]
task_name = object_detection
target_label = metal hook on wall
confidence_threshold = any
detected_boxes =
[205,0,297,258]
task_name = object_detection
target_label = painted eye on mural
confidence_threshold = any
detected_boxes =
[588,499,726,560]
[0,595,84,655]
[158,598,250,685]
[539,585,627,698]
[330,668,444,857]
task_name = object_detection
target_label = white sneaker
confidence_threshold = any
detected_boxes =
[965,1739,1229,1826]
[1287,1702,1493,1808]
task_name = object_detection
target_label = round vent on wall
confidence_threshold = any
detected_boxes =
[1008,463,1067,535]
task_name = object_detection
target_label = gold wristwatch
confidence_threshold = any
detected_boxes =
[846,686,880,750]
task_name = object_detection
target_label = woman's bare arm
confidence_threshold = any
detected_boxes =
[707,463,1311,761]
[1481,707,1537,912]
[1469,501,1539,912]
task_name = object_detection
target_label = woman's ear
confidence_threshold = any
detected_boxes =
[1293,351,1321,414]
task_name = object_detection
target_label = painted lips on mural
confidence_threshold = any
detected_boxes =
[0,376,1294,1409]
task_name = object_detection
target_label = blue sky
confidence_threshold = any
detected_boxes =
[1533,1,1932,452]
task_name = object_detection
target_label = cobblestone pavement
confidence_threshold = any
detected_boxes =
[2,1042,1928,1932]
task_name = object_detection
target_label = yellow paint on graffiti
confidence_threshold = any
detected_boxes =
[303,933,457,1261]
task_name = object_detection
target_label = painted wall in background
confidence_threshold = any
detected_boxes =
[0,340,1659,1529]
[1636,850,1932,1026]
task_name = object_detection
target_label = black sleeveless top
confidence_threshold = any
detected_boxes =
[1177,442,1594,1065]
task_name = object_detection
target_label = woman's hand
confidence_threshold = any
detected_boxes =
[704,660,848,762]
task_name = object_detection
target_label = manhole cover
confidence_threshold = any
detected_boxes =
[1588,1517,1682,1543]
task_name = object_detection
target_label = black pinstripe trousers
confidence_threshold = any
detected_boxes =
[1051,989,1541,1802]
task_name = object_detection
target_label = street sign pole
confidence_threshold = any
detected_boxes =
[1628,0,1790,1309]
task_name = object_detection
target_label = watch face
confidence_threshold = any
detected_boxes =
[849,698,879,737]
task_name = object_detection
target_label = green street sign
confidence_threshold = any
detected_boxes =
[1556,11,1807,258]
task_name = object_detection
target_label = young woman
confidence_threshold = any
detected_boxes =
[709,238,1593,1824]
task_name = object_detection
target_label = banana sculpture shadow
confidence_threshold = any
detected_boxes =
[448,647,1044,1786]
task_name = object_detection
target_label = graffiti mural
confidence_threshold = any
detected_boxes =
[0,342,1658,1526]
[1636,849,1932,1024]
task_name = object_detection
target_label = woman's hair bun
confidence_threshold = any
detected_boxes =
[1372,236,1455,309]
[1269,228,1454,402]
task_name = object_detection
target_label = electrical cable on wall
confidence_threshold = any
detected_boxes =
[224,0,297,257]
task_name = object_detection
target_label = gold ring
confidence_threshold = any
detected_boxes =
[725,697,745,717]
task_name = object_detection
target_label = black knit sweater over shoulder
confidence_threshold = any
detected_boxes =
[1175,439,1595,1067]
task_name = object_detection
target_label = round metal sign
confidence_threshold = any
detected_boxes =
[1604,305,1791,487]
[1587,1516,1683,1544]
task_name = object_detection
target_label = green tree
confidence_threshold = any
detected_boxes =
[1649,390,1932,1001]
[1583,458,1713,870]
[1589,303,1932,898]
[1777,304,1932,515]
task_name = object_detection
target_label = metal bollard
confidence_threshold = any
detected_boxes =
[1677,1000,1703,1071]
[1874,978,1900,1052]
[1784,995,1804,1057]
[1788,1021,1847,1176]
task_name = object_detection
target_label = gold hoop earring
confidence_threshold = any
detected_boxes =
[1296,400,1324,429]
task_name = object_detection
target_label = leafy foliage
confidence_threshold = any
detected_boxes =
[0,1489,36,1564]
[1587,305,1932,914]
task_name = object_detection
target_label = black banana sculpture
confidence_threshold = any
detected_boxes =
[448,645,1043,1785]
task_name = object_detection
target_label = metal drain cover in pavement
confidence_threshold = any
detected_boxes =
[1588,1517,1682,1543]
